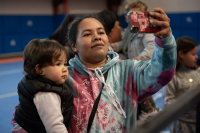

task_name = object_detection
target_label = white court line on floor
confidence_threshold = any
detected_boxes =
[0,69,23,76]
[0,92,18,99]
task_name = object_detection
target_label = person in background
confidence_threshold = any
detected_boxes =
[97,10,128,60]
[163,37,199,133]
[120,0,155,61]
[65,7,176,132]
[97,10,123,52]
[50,14,77,65]
[11,39,73,133]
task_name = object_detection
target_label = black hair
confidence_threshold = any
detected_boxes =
[50,14,77,47]
[176,36,199,71]
[97,10,119,34]
[23,39,68,77]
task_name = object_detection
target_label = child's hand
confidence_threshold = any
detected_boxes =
[149,8,171,38]
[132,57,141,61]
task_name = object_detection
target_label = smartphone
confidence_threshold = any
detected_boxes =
[127,11,161,33]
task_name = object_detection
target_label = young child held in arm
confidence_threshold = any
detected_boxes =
[11,39,73,133]
[163,37,199,133]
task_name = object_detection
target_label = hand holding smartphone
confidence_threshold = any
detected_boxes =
[127,11,161,33]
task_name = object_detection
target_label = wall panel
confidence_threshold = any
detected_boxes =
[3,34,21,53]
[21,34,37,50]
[21,16,37,33]
[3,16,21,33]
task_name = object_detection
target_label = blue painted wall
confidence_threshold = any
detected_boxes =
[0,15,56,54]
[0,12,200,54]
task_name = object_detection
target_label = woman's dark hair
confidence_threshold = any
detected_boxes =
[176,36,199,71]
[23,39,68,77]
[97,10,119,35]
[50,14,77,46]
[67,14,104,46]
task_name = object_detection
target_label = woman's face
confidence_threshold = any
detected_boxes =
[109,21,122,43]
[72,18,109,64]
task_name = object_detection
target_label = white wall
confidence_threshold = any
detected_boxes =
[118,0,200,15]
[67,0,107,14]
[0,0,107,15]
[0,0,200,15]
[144,0,200,13]
[0,0,53,15]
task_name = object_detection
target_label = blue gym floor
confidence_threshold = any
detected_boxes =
[0,59,170,133]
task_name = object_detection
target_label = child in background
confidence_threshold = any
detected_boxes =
[163,36,199,133]
[11,39,73,133]
[122,0,155,61]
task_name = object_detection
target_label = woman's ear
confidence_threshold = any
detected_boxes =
[70,42,78,52]
[178,51,184,59]
[35,64,44,76]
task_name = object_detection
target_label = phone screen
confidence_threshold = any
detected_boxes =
[128,11,161,33]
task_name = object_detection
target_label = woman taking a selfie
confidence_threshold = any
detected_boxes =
[66,7,176,133]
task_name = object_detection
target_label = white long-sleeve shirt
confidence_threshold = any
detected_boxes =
[34,92,68,133]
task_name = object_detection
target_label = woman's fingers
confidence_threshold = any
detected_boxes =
[154,27,171,38]
[154,8,166,16]
[151,20,170,28]
[149,8,171,38]
[149,11,169,21]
